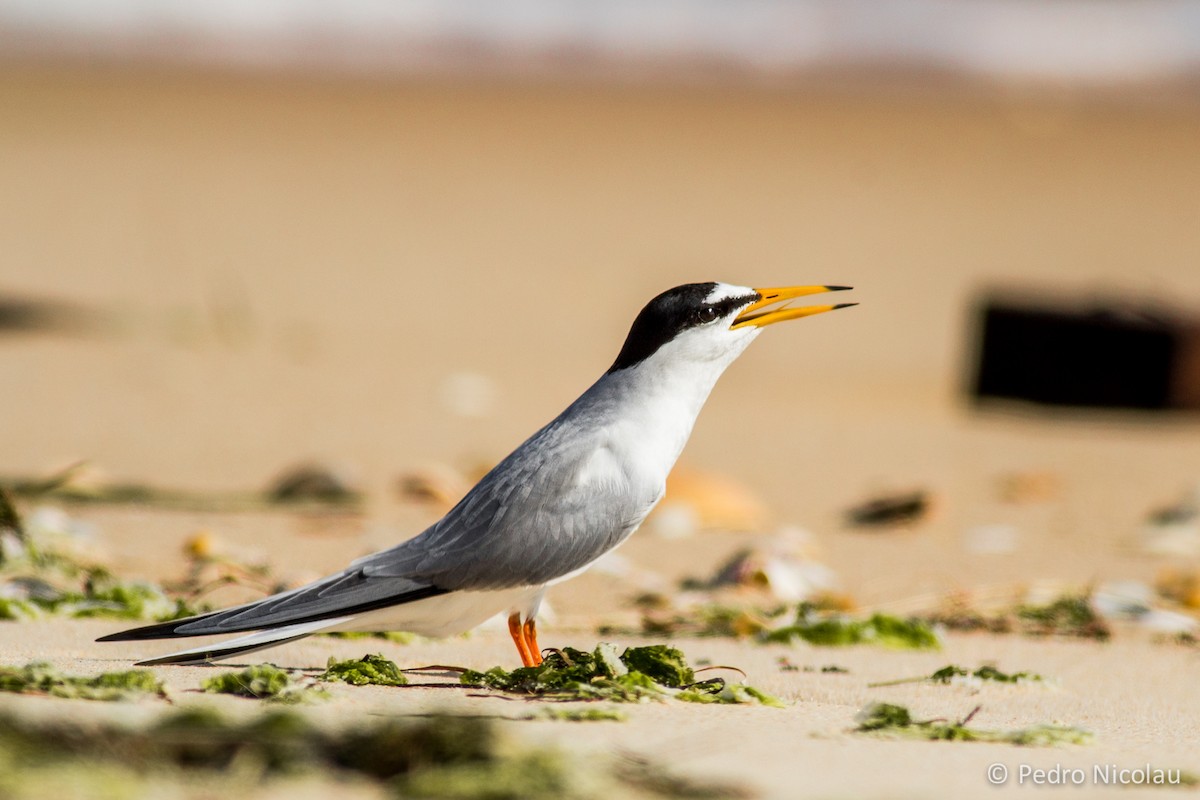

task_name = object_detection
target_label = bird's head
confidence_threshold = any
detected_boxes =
[608,282,855,374]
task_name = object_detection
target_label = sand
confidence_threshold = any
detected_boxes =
[1,62,1199,798]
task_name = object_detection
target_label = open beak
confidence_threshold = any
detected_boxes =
[731,285,855,330]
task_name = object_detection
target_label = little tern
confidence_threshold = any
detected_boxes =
[99,282,854,666]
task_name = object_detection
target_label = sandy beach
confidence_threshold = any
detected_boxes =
[2,63,1199,798]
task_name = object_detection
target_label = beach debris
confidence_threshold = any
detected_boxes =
[1089,580,1197,634]
[602,596,780,639]
[0,293,107,336]
[1168,631,1200,648]
[3,461,365,512]
[6,463,196,508]
[764,604,940,650]
[998,471,1063,504]
[0,707,746,798]
[1147,484,1200,526]
[922,596,1015,634]
[1140,484,1200,556]
[0,508,207,623]
[1156,568,1200,610]
[869,664,1044,688]
[653,603,770,638]
[462,643,783,707]
[844,490,931,528]
[202,664,326,704]
[647,466,771,537]
[688,527,840,602]
[1016,593,1110,640]
[916,584,1196,640]
[0,662,166,702]
[854,702,1091,746]
[266,462,360,504]
[318,654,408,686]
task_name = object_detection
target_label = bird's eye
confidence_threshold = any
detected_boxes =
[696,306,719,324]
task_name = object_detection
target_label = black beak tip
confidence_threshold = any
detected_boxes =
[834,302,858,310]
[825,285,854,292]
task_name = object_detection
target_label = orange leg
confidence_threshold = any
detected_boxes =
[508,612,536,667]
[522,618,543,666]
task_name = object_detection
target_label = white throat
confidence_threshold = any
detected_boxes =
[578,322,761,489]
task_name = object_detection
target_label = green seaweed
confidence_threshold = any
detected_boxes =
[936,665,1041,684]
[869,664,1044,688]
[0,707,746,798]
[318,653,408,686]
[0,598,40,621]
[924,593,1112,640]
[399,750,576,798]
[0,661,165,701]
[619,645,694,687]
[677,683,786,708]
[765,605,939,650]
[202,664,325,704]
[617,602,777,639]
[529,707,628,722]
[0,513,209,623]
[855,702,1091,746]
[1016,594,1110,640]
[462,643,781,707]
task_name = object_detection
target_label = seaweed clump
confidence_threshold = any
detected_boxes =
[922,592,1111,640]
[764,604,939,650]
[318,654,408,686]
[855,702,1091,746]
[1016,594,1110,640]
[462,643,783,707]
[0,500,206,623]
[0,707,747,799]
[869,664,1043,688]
[202,664,325,704]
[0,662,166,702]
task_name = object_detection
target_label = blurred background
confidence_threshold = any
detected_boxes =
[3,0,1200,603]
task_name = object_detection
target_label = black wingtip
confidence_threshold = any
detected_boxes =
[96,618,189,643]
[825,285,854,292]
[833,302,859,310]
[133,634,312,667]
[133,653,203,667]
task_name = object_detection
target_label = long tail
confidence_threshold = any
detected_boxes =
[132,617,349,666]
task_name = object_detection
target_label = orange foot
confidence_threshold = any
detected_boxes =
[507,612,543,667]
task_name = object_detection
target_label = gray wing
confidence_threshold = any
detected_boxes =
[101,408,654,643]
[358,414,660,590]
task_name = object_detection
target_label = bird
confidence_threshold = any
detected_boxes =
[99,282,855,667]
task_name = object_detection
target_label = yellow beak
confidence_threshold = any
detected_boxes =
[731,285,855,330]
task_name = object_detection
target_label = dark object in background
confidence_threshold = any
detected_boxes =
[970,294,1200,411]
[845,491,929,528]
[267,463,360,504]
[0,294,105,336]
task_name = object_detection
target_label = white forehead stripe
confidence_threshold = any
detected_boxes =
[704,282,755,304]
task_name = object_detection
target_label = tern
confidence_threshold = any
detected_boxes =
[99,282,854,666]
